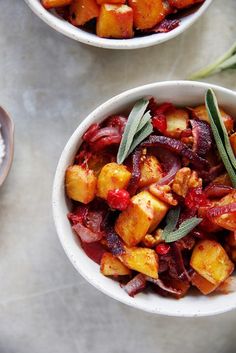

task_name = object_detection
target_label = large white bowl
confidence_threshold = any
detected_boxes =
[25,0,213,49]
[53,81,236,317]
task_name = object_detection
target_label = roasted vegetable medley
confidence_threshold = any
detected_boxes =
[65,91,236,298]
[41,0,205,39]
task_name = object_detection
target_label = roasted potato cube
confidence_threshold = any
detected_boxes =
[139,155,163,188]
[65,165,97,204]
[42,0,72,8]
[115,191,168,246]
[119,246,158,278]
[190,240,234,285]
[100,253,131,276]
[97,0,125,4]
[128,0,165,30]
[168,0,204,9]
[230,132,236,156]
[191,272,218,295]
[165,109,189,138]
[211,191,236,231]
[191,105,234,133]
[96,4,134,39]
[69,0,99,26]
[96,162,131,199]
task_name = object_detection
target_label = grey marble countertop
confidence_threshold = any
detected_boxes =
[0,1,236,352]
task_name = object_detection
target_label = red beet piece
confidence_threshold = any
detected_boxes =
[81,241,106,264]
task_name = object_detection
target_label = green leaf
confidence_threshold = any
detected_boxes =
[117,98,149,164]
[205,89,236,187]
[162,207,180,239]
[136,111,152,133]
[206,89,236,169]
[164,217,202,243]
[189,42,236,79]
[128,121,153,156]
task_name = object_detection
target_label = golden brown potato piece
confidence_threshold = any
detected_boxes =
[69,0,99,26]
[65,165,97,204]
[128,0,165,30]
[42,0,72,8]
[97,0,125,4]
[96,162,131,199]
[168,0,203,9]
[191,105,234,133]
[191,272,218,295]
[100,253,131,276]
[119,246,158,278]
[96,4,134,39]
[230,132,236,156]
[139,155,163,188]
[211,191,236,231]
[165,109,189,139]
[190,240,234,285]
[115,191,168,246]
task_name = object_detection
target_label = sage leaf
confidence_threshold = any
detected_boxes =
[162,206,180,239]
[136,111,152,133]
[205,89,236,187]
[190,42,236,79]
[117,98,149,164]
[206,89,236,169]
[164,217,202,243]
[128,121,153,156]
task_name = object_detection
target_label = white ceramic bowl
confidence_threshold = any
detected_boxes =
[25,0,212,49]
[53,81,236,317]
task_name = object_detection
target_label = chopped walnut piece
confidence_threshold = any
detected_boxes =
[142,230,163,247]
[172,167,202,197]
[149,184,178,206]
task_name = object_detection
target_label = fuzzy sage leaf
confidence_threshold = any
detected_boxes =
[117,98,151,164]
[190,42,236,79]
[205,89,236,187]
[164,217,202,243]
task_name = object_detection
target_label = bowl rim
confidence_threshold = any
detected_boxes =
[52,80,236,317]
[25,0,213,49]
[0,106,14,187]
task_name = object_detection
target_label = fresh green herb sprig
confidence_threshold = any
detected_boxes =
[189,42,236,79]
[205,89,236,187]
[162,207,202,243]
[117,98,153,164]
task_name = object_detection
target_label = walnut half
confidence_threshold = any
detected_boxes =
[172,167,202,197]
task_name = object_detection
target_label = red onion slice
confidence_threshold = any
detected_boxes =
[127,148,142,196]
[204,184,233,199]
[73,223,104,243]
[156,149,181,185]
[146,276,183,295]
[142,135,209,170]
[207,203,236,219]
[190,119,212,156]
[124,274,146,297]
